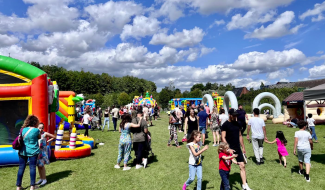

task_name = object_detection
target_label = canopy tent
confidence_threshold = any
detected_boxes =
[303,83,325,101]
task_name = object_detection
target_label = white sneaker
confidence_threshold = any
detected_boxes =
[143,158,148,168]
[305,176,310,182]
[40,179,47,186]
[123,167,131,171]
[36,179,43,185]
[114,165,121,169]
[136,164,143,169]
[242,184,252,190]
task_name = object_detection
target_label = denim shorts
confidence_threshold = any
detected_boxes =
[297,149,311,164]
[199,126,206,134]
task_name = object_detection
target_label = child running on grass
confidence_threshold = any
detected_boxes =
[183,131,208,190]
[294,121,313,182]
[265,131,288,167]
[307,114,318,143]
[218,142,238,190]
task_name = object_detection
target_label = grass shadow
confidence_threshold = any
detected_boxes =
[229,172,242,190]
[205,140,211,145]
[248,156,257,164]
[291,165,300,174]
[46,170,73,185]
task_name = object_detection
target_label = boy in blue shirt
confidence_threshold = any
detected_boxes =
[197,106,209,145]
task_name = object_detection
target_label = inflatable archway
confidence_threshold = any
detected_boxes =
[253,92,282,118]
[258,103,275,115]
[223,91,238,116]
[202,94,214,112]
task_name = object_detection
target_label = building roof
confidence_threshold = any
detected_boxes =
[232,87,244,97]
[283,92,304,102]
[267,78,325,89]
[304,83,325,100]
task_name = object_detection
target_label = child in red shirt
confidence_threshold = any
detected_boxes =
[218,142,238,190]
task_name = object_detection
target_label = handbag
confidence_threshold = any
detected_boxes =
[12,127,33,150]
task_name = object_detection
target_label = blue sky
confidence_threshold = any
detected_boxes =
[0,0,325,91]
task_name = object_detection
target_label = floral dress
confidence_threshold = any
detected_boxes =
[37,132,50,167]
[117,123,132,164]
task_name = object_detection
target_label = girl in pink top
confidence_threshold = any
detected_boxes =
[265,131,288,168]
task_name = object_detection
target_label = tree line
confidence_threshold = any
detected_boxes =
[29,62,299,111]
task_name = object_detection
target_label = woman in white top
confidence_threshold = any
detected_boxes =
[81,110,91,136]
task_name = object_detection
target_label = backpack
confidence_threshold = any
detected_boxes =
[12,128,33,150]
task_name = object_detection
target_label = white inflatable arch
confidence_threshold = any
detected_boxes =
[258,103,275,115]
[223,91,238,116]
[202,94,214,112]
[253,92,282,118]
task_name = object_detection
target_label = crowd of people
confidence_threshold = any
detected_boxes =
[170,104,319,190]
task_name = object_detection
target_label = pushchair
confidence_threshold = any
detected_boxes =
[144,131,154,158]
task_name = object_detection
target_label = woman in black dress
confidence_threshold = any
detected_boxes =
[184,108,199,140]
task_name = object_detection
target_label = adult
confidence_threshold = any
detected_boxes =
[143,105,149,126]
[154,105,159,120]
[168,110,181,148]
[247,108,267,165]
[131,107,137,119]
[176,106,183,132]
[111,106,119,131]
[102,109,110,132]
[237,104,248,135]
[181,106,186,132]
[287,117,298,128]
[197,106,209,145]
[205,104,210,115]
[132,109,149,169]
[184,108,199,140]
[219,109,228,127]
[210,107,220,147]
[148,106,153,126]
[115,114,142,170]
[97,107,102,128]
[16,115,41,190]
[221,109,252,190]
[36,123,56,186]
[81,110,91,136]
[119,107,124,120]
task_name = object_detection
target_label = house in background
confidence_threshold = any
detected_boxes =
[232,87,249,97]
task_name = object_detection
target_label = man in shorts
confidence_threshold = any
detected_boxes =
[197,106,209,145]
[221,108,252,190]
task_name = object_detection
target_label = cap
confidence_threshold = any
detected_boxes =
[228,108,238,116]
[205,103,207,106]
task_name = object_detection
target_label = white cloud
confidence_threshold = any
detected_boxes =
[149,27,205,48]
[0,34,20,47]
[0,0,79,34]
[227,10,276,30]
[299,67,308,72]
[190,0,294,15]
[209,19,226,29]
[317,51,324,55]
[279,78,290,82]
[120,16,161,41]
[244,11,303,39]
[151,0,188,21]
[309,64,325,78]
[85,1,143,34]
[243,44,261,49]
[284,40,302,49]
[232,48,306,72]
[300,1,325,22]
[267,68,294,79]
[21,21,108,57]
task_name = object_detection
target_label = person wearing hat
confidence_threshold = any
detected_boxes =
[221,109,252,190]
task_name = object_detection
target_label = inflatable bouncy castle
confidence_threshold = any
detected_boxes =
[133,91,157,107]
[0,56,92,165]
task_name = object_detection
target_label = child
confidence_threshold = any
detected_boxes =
[183,131,208,190]
[307,114,318,143]
[294,121,313,182]
[218,142,238,190]
[265,131,288,167]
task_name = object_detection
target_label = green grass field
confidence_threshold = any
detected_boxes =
[1,114,325,190]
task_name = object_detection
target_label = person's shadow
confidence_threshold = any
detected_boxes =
[191,180,213,190]
[229,172,242,190]
[46,170,73,185]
